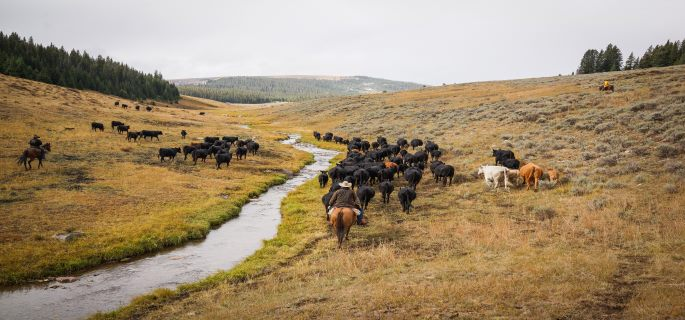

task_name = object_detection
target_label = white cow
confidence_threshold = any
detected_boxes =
[477,165,512,190]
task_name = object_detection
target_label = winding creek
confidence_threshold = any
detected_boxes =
[0,134,338,320]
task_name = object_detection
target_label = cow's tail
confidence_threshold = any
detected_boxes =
[336,209,345,247]
[17,151,27,165]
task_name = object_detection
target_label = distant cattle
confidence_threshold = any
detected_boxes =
[410,139,423,150]
[519,163,544,191]
[246,141,260,155]
[333,136,344,144]
[547,168,560,183]
[216,152,232,169]
[397,138,408,149]
[425,141,439,154]
[492,149,515,166]
[146,106,153,112]
[182,145,196,160]
[236,146,248,160]
[430,160,444,177]
[379,181,394,204]
[313,131,321,141]
[116,125,130,134]
[430,149,442,161]
[191,149,209,164]
[140,130,163,141]
[356,186,375,210]
[126,131,140,142]
[318,171,329,188]
[181,130,187,139]
[114,101,119,106]
[398,187,417,213]
[434,164,455,186]
[205,137,220,143]
[222,136,239,144]
[158,147,181,162]
[121,104,128,109]
[501,158,520,169]
[199,112,205,115]
[111,121,124,131]
[135,105,140,111]
[478,165,511,190]
[353,168,370,187]
[404,167,422,190]
[323,132,333,142]
[91,122,104,132]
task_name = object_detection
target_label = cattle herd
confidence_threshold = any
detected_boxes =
[314,130,561,223]
[90,118,260,169]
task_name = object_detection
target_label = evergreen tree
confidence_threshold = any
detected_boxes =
[577,49,599,74]
[624,52,635,70]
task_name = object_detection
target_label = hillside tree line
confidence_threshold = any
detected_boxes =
[0,32,179,102]
[577,39,685,74]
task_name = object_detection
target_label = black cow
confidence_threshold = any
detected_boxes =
[191,149,209,164]
[361,141,371,152]
[135,105,140,111]
[322,191,334,216]
[380,168,395,182]
[333,136,344,144]
[114,101,119,106]
[204,136,220,143]
[127,131,140,142]
[158,147,181,162]
[182,145,196,160]
[398,187,417,213]
[430,149,442,161]
[405,167,422,190]
[353,168,370,187]
[377,136,388,146]
[91,122,104,132]
[501,158,520,169]
[430,160,444,177]
[222,136,239,144]
[371,141,380,150]
[397,138,408,148]
[246,141,260,155]
[434,164,455,186]
[181,130,187,139]
[379,181,394,204]
[111,121,124,131]
[141,130,163,141]
[146,106,153,112]
[121,104,128,109]
[318,171,329,188]
[410,139,423,150]
[425,141,439,154]
[323,132,333,142]
[313,131,321,141]
[216,152,232,169]
[199,112,205,115]
[357,186,375,210]
[116,125,130,134]
[236,146,248,160]
[492,149,515,165]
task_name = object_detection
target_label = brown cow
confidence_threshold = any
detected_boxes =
[384,161,399,170]
[519,163,544,191]
[547,168,560,183]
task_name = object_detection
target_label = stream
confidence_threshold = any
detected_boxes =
[0,134,338,320]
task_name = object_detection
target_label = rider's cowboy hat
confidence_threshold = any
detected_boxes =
[339,181,353,188]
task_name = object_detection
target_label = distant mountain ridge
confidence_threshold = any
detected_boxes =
[171,75,424,104]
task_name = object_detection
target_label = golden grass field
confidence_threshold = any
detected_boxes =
[100,65,685,319]
[0,74,312,285]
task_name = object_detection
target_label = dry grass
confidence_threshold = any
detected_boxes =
[116,65,685,319]
[0,75,311,284]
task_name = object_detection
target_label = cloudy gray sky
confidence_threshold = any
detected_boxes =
[1,0,683,85]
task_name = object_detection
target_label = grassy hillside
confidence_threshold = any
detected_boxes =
[173,75,424,103]
[0,74,311,285]
[112,65,685,319]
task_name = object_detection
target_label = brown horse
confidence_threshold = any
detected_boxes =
[329,207,356,248]
[17,143,51,170]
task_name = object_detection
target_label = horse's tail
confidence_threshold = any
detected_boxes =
[17,150,27,165]
[336,209,345,247]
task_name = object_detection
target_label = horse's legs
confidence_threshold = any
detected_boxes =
[38,158,43,168]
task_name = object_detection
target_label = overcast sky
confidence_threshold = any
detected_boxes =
[1,0,684,85]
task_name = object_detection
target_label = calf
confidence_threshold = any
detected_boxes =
[126,131,140,142]
[434,164,455,186]
[236,146,248,160]
[181,130,187,139]
[519,163,543,191]
[492,149,515,166]
[405,167,423,190]
[158,147,181,162]
[547,168,560,183]
[111,121,124,131]
[398,187,417,213]
[191,149,209,164]
[378,181,394,204]
[477,165,510,190]
[116,125,130,134]
[91,122,104,132]
[356,185,375,210]
[318,171,329,188]
[216,152,232,169]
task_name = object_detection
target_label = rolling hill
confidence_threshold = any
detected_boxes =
[172,75,424,103]
[109,65,685,319]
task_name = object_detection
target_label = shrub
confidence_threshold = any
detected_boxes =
[595,144,610,153]
[594,122,614,133]
[664,161,684,171]
[589,197,608,210]
[657,144,680,158]
[532,206,556,221]
[634,174,647,184]
[632,147,650,156]
[664,183,678,194]
[604,181,624,189]
[597,155,619,167]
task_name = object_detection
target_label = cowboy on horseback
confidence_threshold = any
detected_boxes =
[29,135,42,148]
[603,80,610,90]
[327,181,366,226]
